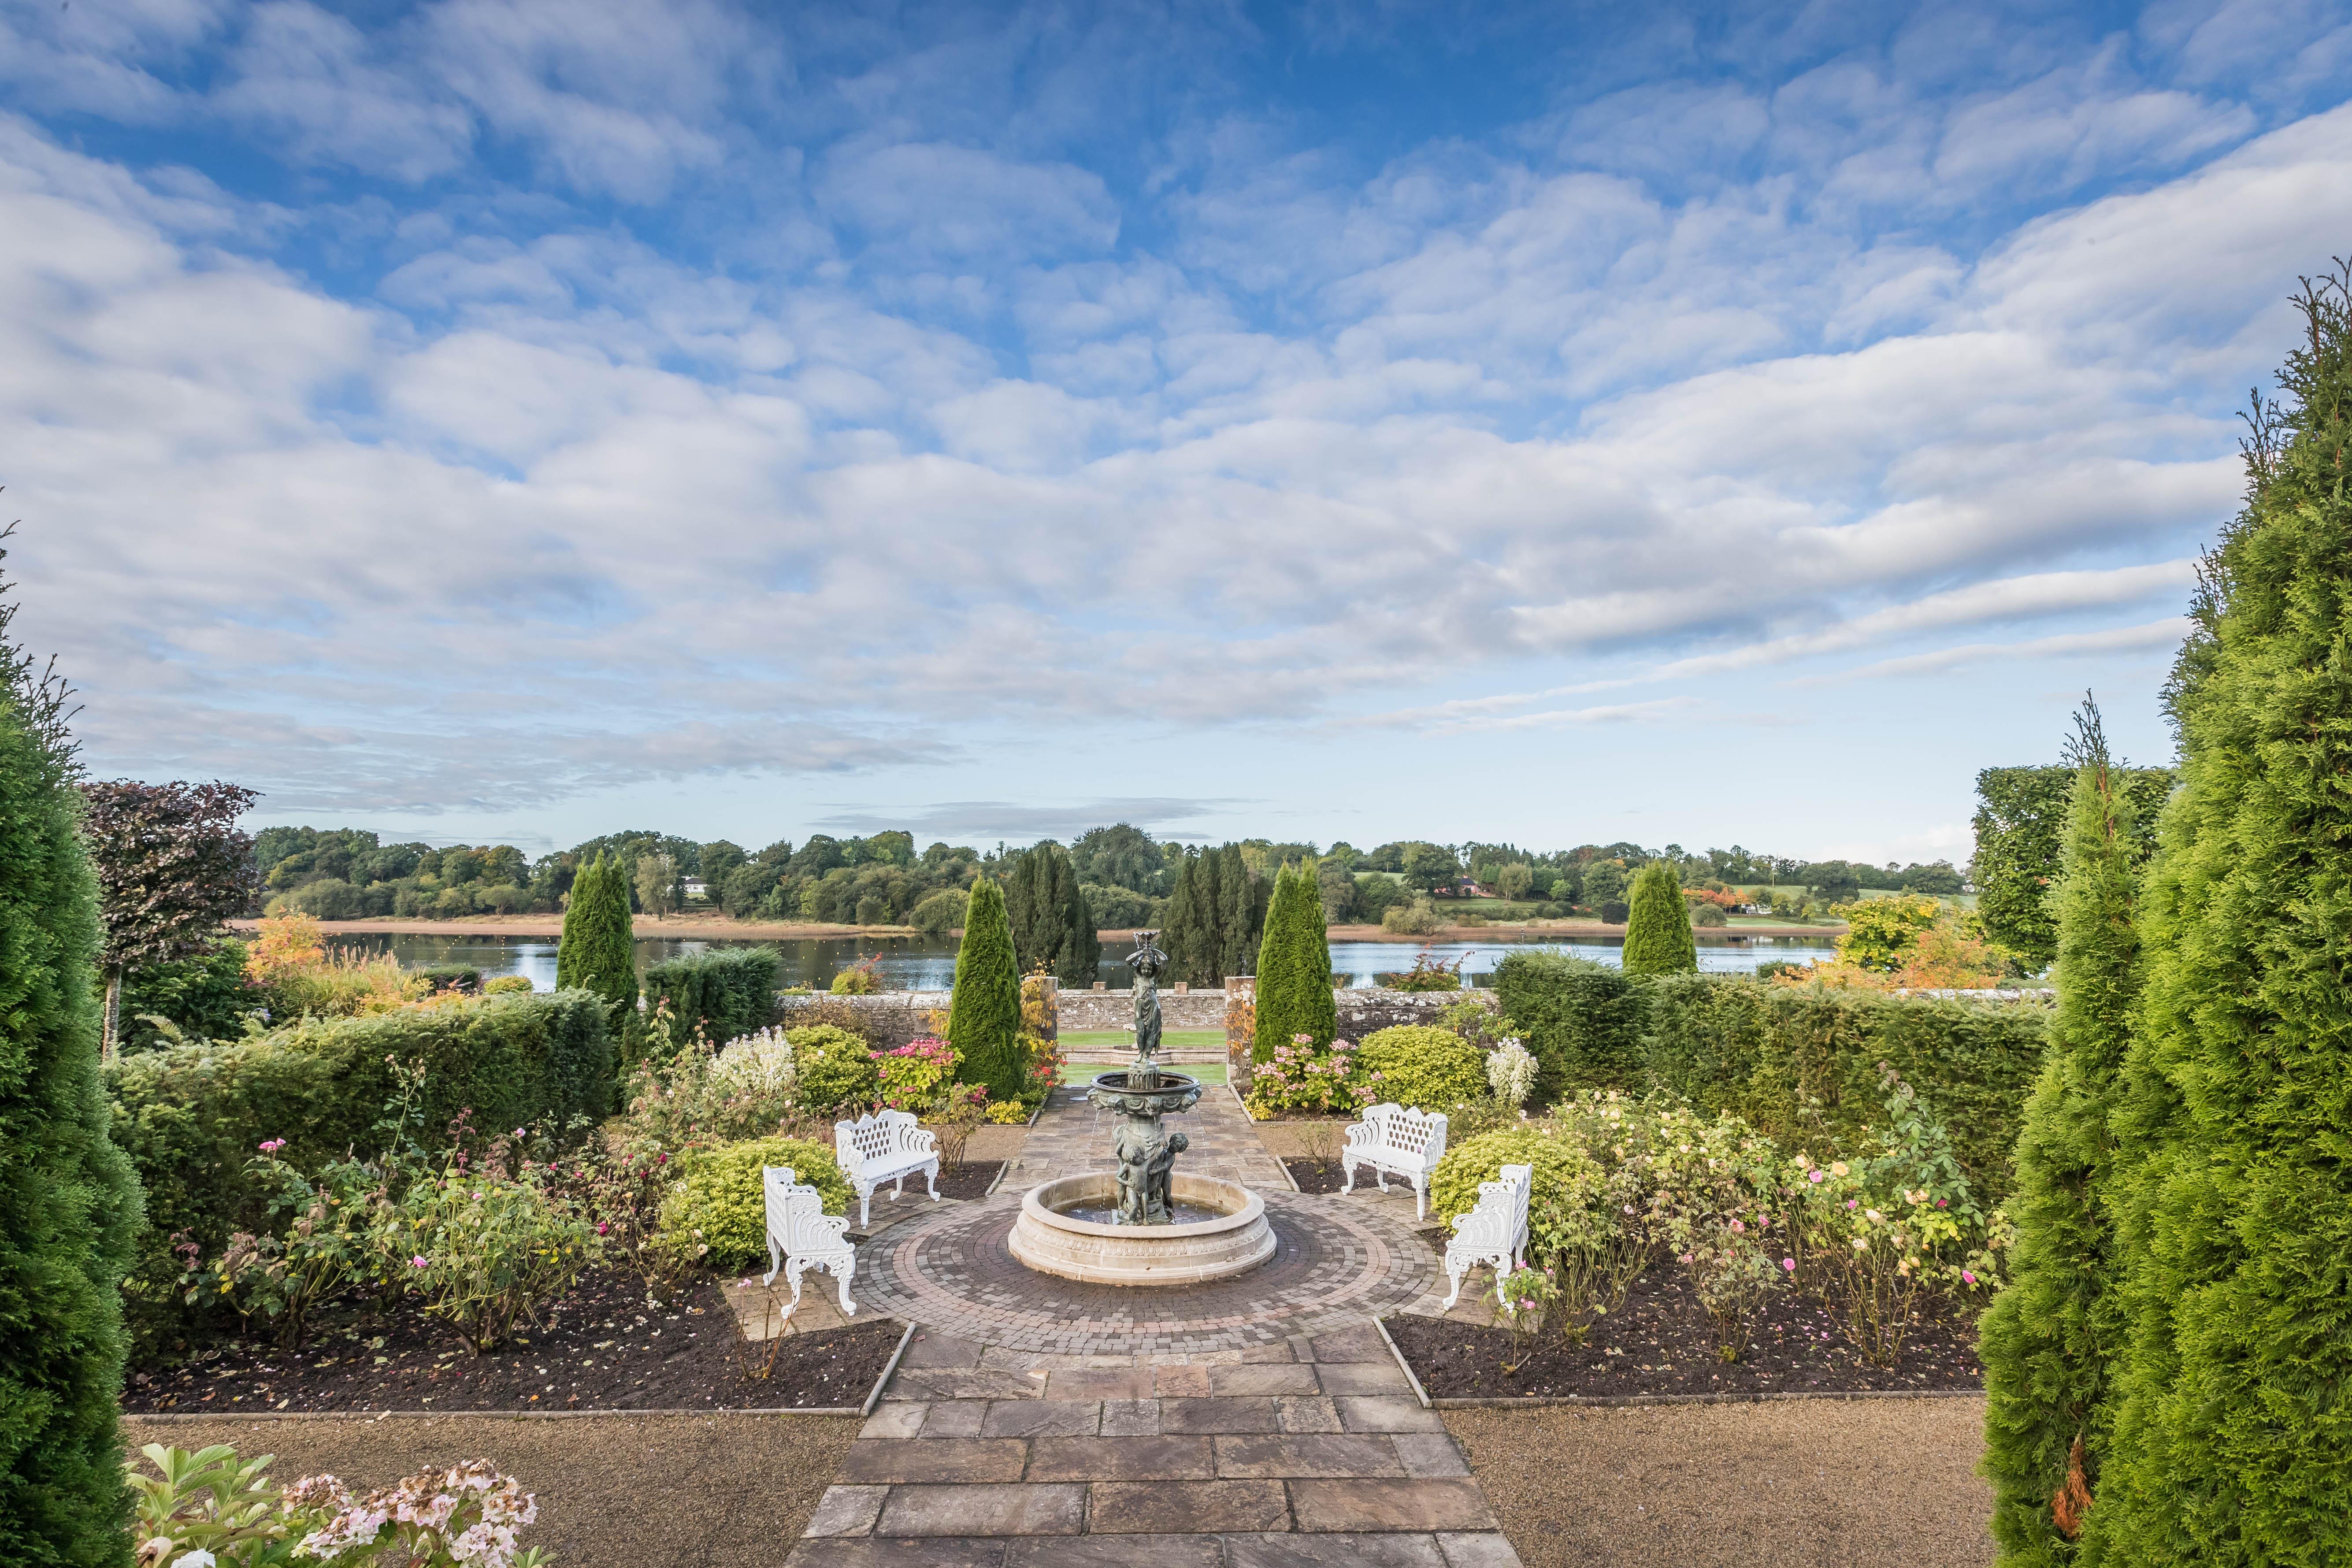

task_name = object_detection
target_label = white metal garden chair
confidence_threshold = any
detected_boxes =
[762,1165,857,1319]
[833,1108,941,1228]
[1440,1162,1530,1309]
[1339,1102,1449,1218]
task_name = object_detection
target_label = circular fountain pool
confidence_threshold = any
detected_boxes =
[1007,1172,1276,1286]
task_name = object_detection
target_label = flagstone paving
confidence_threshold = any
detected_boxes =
[783,1086,1526,1567]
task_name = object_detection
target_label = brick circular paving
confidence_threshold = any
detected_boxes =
[855,1189,1441,1353]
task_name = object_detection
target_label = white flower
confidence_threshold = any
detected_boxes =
[172,1552,216,1568]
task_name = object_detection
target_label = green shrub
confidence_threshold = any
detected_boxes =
[482,975,532,994]
[399,1159,595,1352]
[2,612,144,1566]
[786,1023,878,1115]
[117,937,260,1053]
[642,945,778,1042]
[1491,951,1647,1099]
[106,989,614,1258]
[1355,1025,1486,1111]
[1430,1127,1606,1265]
[909,887,968,935]
[658,1137,851,1268]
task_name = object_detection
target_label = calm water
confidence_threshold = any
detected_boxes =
[332,930,1840,992]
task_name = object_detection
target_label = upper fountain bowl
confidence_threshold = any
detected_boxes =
[1086,1069,1203,1116]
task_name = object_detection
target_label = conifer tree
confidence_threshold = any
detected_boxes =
[1980,697,2143,1565]
[1060,862,1100,989]
[1,539,142,1566]
[1252,864,1336,1061]
[556,852,636,1016]
[948,877,1024,1101]
[2082,267,2352,1568]
[1217,845,1263,980]
[1004,842,1100,987]
[1620,861,1696,975]
[1161,847,1219,986]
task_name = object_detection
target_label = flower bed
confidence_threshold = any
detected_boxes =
[123,1268,905,1414]
[1387,1267,1982,1401]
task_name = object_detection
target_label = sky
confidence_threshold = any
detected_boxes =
[4,0,2350,864]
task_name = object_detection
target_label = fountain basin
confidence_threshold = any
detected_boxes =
[1008,1173,1275,1286]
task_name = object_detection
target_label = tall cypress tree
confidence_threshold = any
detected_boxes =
[1620,861,1696,975]
[1980,698,2144,1565]
[1253,864,1335,1061]
[1,544,142,1566]
[1004,842,1100,987]
[948,877,1024,1101]
[1060,865,1100,989]
[2081,268,2352,1568]
[556,852,636,1016]
[1161,847,1219,986]
[1217,846,1261,981]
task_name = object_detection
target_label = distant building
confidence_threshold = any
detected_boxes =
[682,878,711,902]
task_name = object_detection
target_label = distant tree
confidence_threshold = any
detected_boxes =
[697,839,747,892]
[1082,882,1154,930]
[1620,862,1697,975]
[1581,860,1627,909]
[1217,845,1266,979]
[1974,767,2174,971]
[1495,863,1534,901]
[556,853,636,1018]
[1314,859,1359,924]
[947,878,1024,1101]
[1004,842,1099,986]
[634,852,677,920]
[1400,841,1458,894]
[1,535,144,1564]
[1160,848,1220,986]
[1253,864,1336,1061]
[1071,822,1168,895]
[78,778,257,1060]
[910,886,969,936]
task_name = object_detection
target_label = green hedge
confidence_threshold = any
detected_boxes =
[641,945,779,1043]
[1490,951,1648,1100]
[1490,955,2049,1203]
[106,988,615,1253]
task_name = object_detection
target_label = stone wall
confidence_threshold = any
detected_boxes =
[777,984,1494,1053]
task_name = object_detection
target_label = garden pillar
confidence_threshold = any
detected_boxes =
[1224,975,1255,1095]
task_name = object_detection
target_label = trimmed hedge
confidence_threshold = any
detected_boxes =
[1491,951,1648,1100]
[106,988,615,1253]
[1491,954,2049,1203]
[642,945,779,1044]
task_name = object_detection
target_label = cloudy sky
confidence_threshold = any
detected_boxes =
[4,0,2348,862]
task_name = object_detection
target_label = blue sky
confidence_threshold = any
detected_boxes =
[5,0,2350,862]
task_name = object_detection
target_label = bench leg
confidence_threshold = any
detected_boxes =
[1412,1175,1427,1221]
[783,1262,805,1320]
[1442,1255,1467,1310]
[924,1160,940,1202]
[892,1174,905,1202]
[1339,1157,1357,1197]
[835,1258,857,1316]
[857,1186,873,1229]
[763,1237,781,1288]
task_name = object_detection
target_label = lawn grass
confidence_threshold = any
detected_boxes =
[1057,1060,1228,1086]
[1058,1027,1226,1052]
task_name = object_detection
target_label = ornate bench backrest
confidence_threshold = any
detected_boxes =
[764,1165,826,1248]
[1385,1106,1447,1162]
[836,1110,913,1168]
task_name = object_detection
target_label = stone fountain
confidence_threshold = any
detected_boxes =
[1006,931,1276,1285]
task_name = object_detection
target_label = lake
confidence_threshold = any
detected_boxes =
[332,930,1842,992]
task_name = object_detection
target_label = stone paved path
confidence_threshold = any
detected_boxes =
[780,1087,1525,1567]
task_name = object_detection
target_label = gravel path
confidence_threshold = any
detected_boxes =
[123,1413,857,1568]
[1446,1394,1993,1568]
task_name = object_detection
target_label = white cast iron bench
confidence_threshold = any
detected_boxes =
[1441,1162,1531,1309]
[762,1166,856,1318]
[834,1108,941,1228]
[1339,1102,1449,1218]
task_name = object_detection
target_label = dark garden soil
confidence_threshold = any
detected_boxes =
[933,1160,1004,1200]
[1283,1158,1350,1194]
[1388,1267,1983,1401]
[122,1268,905,1415]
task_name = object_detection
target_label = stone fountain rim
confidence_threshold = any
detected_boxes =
[1020,1171,1265,1239]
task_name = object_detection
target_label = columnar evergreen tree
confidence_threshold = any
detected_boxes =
[1004,842,1100,986]
[555,851,635,1015]
[1159,847,1218,986]
[1252,865,1337,1060]
[1620,861,1696,975]
[1980,698,2144,1564]
[947,877,1024,1101]
[1217,846,1265,980]
[2081,268,2352,1568]
[0,541,143,1565]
